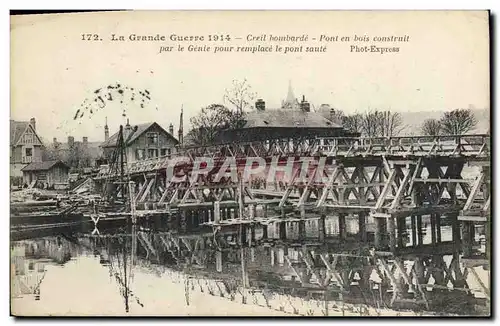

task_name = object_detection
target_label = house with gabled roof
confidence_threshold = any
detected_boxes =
[21,160,70,189]
[10,118,44,179]
[100,119,179,165]
[217,95,359,143]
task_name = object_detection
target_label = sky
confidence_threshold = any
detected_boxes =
[10,11,490,142]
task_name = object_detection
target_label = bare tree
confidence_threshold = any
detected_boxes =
[378,110,404,137]
[342,113,363,134]
[357,110,404,137]
[360,111,381,137]
[223,79,257,114]
[440,108,478,135]
[189,104,244,146]
[421,118,441,136]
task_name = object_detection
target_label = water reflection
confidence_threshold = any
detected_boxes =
[10,218,489,316]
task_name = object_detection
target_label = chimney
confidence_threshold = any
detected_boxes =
[169,123,174,135]
[255,99,266,111]
[124,118,132,139]
[53,137,57,144]
[68,136,75,148]
[82,137,88,147]
[300,95,310,112]
[330,108,336,122]
[29,118,36,131]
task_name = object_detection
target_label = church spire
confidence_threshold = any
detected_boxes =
[104,116,109,141]
[178,106,184,147]
[282,80,298,109]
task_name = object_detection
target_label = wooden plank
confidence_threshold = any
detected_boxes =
[375,169,397,210]
[457,215,487,222]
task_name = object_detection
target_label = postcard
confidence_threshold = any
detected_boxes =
[10,10,490,317]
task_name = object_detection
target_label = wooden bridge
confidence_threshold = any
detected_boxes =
[87,133,490,314]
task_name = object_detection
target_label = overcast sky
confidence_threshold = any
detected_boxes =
[11,11,489,142]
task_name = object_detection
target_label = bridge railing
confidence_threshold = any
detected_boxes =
[95,134,490,178]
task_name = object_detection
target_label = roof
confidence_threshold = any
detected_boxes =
[100,122,179,148]
[10,120,42,146]
[21,160,69,172]
[241,109,343,129]
[53,141,102,151]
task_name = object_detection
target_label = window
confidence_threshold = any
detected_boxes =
[25,148,32,156]
[136,149,145,160]
[147,148,158,158]
[23,134,34,144]
[160,148,171,157]
[146,132,159,146]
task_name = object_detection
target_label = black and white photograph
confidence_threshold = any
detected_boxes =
[9,10,491,317]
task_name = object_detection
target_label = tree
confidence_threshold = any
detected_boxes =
[421,118,441,136]
[223,79,257,114]
[353,110,405,137]
[189,104,244,146]
[360,111,381,137]
[377,110,404,137]
[342,113,363,134]
[440,108,478,135]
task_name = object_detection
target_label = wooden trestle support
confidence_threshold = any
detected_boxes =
[92,134,490,315]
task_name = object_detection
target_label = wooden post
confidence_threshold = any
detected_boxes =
[430,214,437,245]
[214,201,220,224]
[249,204,256,220]
[299,205,306,241]
[277,247,285,266]
[338,214,346,240]
[397,216,405,248]
[462,221,473,257]
[192,209,198,229]
[262,224,268,240]
[128,181,137,224]
[411,215,417,247]
[216,250,223,272]
[416,215,423,246]
[375,217,387,249]
[250,225,256,245]
[358,213,367,243]
[318,214,326,242]
[279,222,287,240]
[279,207,287,240]
[263,204,268,219]
[435,213,442,243]
[374,218,382,249]
[241,224,247,246]
[180,210,187,233]
[485,218,490,261]
[451,214,461,250]
[387,216,396,252]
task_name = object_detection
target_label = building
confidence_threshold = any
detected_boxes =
[100,119,179,165]
[217,83,359,143]
[10,118,44,179]
[21,160,70,189]
[43,136,102,169]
